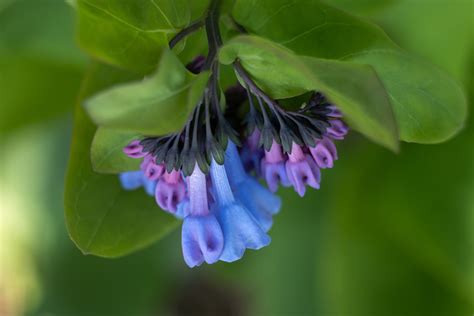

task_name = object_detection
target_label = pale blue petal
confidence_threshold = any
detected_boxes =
[216,203,271,263]
[119,171,144,190]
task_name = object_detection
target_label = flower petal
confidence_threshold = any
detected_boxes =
[285,155,321,196]
[182,215,224,268]
[216,203,271,262]
[155,179,186,213]
[119,171,143,190]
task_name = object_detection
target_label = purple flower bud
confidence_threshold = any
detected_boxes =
[247,129,261,151]
[327,105,343,118]
[260,141,290,192]
[123,140,147,158]
[143,156,165,181]
[140,154,154,171]
[240,130,264,174]
[309,137,338,169]
[327,120,349,140]
[155,170,186,213]
[285,144,321,197]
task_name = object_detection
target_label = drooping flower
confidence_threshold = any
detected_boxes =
[210,160,271,262]
[181,165,223,267]
[285,143,321,197]
[117,52,348,267]
[225,141,281,232]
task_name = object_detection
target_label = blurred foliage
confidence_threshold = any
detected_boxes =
[0,0,86,134]
[0,0,472,315]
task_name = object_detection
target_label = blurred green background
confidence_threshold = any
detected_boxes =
[0,0,472,315]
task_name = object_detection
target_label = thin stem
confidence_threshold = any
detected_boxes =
[210,62,222,113]
[229,16,247,33]
[256,95,271,124]
[169,19,204,49]
[234,60,288,130]
[203,0,222,70]
[245,84,257,116]
[234,60,281,110]
[191,102,202,148]
[204,89,213,141]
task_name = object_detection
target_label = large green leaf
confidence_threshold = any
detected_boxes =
[323,0,397,15]
[375,0,473,84]
[0,0,85,133]
[85,49,209,135]
[76,0,190,73]
[65,62,178,258]
[91,128,141,174]
[232,0,397,59]
[347,49,467,143]
[232,0,468,144]
[220,35,398,151]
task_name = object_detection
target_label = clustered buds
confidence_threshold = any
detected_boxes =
[138,61,239,177]
[116,0,349,267]
[120,82,348,267]
[236,87,348,196]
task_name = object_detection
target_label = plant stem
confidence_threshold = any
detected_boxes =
[234,60,281,110]
[168,19,204,49]
[202,0,223,70]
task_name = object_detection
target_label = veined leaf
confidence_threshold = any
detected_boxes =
[346,50,467,143]
[220,35,399,151]
[65,62,178,258]
[232,0,397,59]
[84,49,209,135]
[323,0,397,15]
[233,0,467,144]
[91,128,141,174]
[76,0,190,73]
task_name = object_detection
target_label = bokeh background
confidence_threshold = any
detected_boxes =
[0,0,472,315]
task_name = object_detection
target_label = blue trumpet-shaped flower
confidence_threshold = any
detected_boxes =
[225,142,281,232]
[210,160,271,262]
[181,166,224,268]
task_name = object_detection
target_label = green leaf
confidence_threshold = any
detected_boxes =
[85,49,209,135]
[375,0,473,85]
[232,0,397,59]
[76,0,190,73]
[233,0,468,144]
[323,0,397,15]
[0,0,85,133]
[220,35,399,151]
[346,49,467,143]
[65,62,178,258]
[91,128,141,174]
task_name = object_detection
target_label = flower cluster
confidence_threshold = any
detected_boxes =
[120,87,348,267]
[121,141,279,267]
[116,1,348,267]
